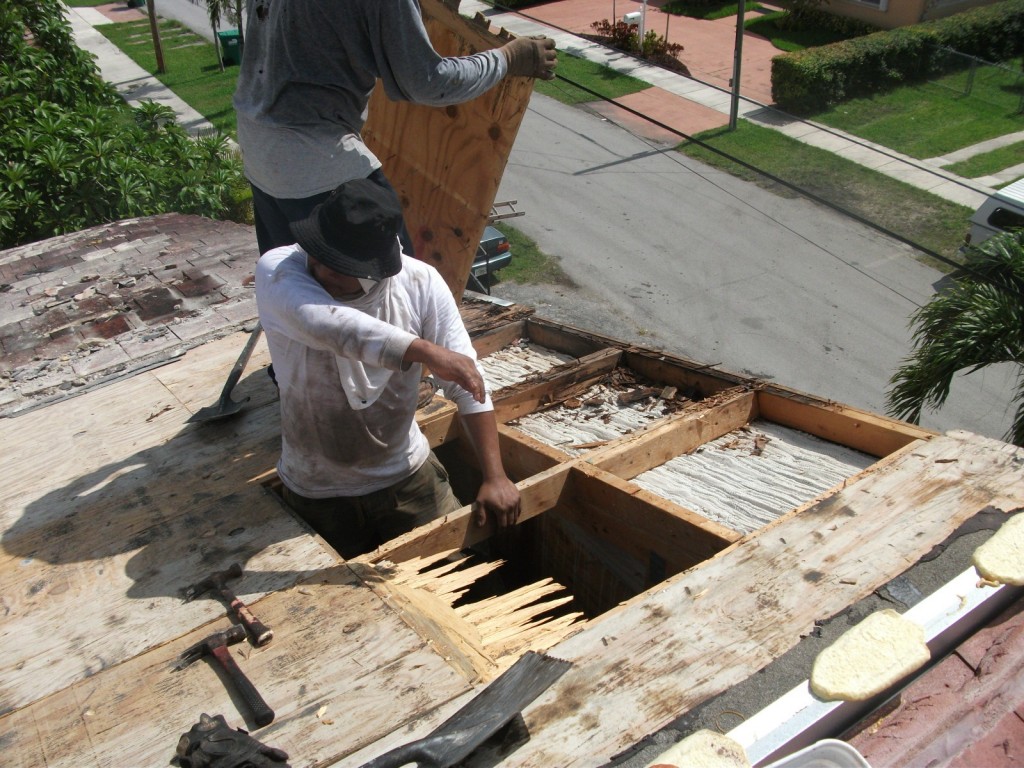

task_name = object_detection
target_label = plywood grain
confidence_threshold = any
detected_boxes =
[363,0,535,298]
[2,565,471,768]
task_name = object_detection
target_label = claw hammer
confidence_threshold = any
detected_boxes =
[183,562,273,646]
[177,624,275,727]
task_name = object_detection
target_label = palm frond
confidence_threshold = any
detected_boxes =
[886,230,1024,446]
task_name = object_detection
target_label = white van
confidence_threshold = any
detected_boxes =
[962,178,1024,252]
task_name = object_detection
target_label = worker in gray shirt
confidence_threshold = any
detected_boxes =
[234,0,557,255]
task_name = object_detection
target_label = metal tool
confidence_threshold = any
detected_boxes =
[188,322,263,423]
[358,651,572,768]
[177,625,275,728]
[183,562,274,647]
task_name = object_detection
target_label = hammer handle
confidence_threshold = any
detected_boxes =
[220,588,274,646]
[210,644,275,728]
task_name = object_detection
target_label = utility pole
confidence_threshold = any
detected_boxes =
[639,0,647,53]
[728,0,745,130]
[147,0,166,74]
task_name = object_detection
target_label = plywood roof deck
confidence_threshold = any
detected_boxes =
[3,298,1023,767]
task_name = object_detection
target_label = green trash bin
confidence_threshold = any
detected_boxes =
[217,29,242,66]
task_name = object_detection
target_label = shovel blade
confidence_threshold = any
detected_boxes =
[359,651,571,768]
[187,394,250,424]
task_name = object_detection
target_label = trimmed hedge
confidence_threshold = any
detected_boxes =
[771,0,1024,114]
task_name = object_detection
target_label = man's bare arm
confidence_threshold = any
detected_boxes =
[460,411,521,528]
[403,338,486,403]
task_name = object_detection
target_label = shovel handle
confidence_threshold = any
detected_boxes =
[210,644,275,728]
[219,322,263,400]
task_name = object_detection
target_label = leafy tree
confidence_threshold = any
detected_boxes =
[0,1,245,249]
[886,230,1024,445]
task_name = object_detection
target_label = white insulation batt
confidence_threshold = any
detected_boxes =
[478,340,577,391]
[510,382,674,456]
[634,421,876,534]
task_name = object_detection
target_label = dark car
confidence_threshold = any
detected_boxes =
[468,225,512,292]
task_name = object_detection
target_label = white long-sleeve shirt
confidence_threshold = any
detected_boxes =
[255,246,492,497]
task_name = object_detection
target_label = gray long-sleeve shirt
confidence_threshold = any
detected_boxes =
[234,0,508,199]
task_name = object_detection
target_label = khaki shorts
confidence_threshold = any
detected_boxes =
[282,452,461,559]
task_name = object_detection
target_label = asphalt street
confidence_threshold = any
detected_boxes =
[492,93,1018,442]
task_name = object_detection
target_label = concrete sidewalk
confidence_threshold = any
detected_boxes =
[66,2,221,139]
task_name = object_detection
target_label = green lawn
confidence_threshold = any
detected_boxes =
[676,122,973,266]
[743,11,854,52]
[943,140,1024,183]
[535,51,651,105]
[96,18,240,137]
[494,223,574,286]
[811,63,1024,159]
[661,0,764,21]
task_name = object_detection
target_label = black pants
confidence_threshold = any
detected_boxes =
[249,169,414,256]
[281,453,461,560]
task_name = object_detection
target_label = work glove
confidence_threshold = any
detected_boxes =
[175,713,290,768]
[501,35,557,80]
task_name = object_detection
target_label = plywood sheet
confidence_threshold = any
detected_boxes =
[2,565,471,768]
[363,0,535,297]
[0,336,334,716]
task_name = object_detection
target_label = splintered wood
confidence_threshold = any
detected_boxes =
[376,549,585,670]
[633,420,876,534]
[478,339,576,391]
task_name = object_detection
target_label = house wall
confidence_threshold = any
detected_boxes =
[823,0,996,30]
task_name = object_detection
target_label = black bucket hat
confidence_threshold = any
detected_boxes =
[291,177,403,280]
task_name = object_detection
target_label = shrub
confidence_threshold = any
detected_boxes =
[771,0,1024,114]
[0,1,246,249]
[590,20,686,72]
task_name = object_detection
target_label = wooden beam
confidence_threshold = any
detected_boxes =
[497,424,570,481]
[524,317,614,359]
[586,389,757,480]
[416,399,459,449]
[363,463,573,566]
[472,319,529,359]
[756,390,935,458]
[561,463,739,580]
[622,348,750,397]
